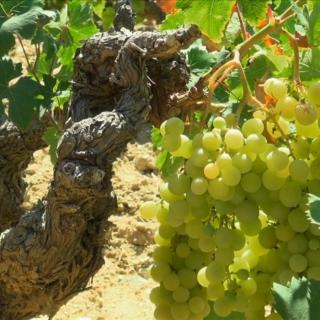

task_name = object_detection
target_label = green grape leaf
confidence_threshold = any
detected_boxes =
[92,0,105,17]
[273,278,310,320]
[6,77,43,129]
[40,74,56,109]
[307,280,320,319]
[161,0,235,42]
[273,278,320,320]
[132,0,145,24]
[0,57,54,128]
[67,1,99,45]
[238,0,271,25]
[264,47,290,72]
[101,6,116,29]
[0,0,43,14]
[160,154,184,178]
[156,150,169,171]
[309,2,320,46]
[176,0,193,10]
[223,12,241,47]
[42,126,61,164]
[0,7,55,38]
[55,63,74,81]
[55,89,71,108]
[300,47,320,80]
[307,0,315,10]
[245,52,273,89]
[184,0,235,42]
[0,0,55,57]
[292,2,310,30]
[308,194,320,224]
[193,111,204,122]
[274,0,292,14]
[53,1,98,76]
[0,33,15,57]
[160,11,185,31]
[151,127,162,149]
[155,150,184,178]
[0,58,22,87]
[185,39,230,88]
[32,29,58,76]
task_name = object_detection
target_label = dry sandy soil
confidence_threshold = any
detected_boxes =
[25,141,161,320]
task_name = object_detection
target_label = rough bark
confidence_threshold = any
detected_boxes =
[0,116,49,233]
[114,0,135,31]
[0,25,201,320]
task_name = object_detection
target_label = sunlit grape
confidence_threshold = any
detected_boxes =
[246,133,268,154]
[242,118,264,136]
[213,117,226,129]
[264,78,287,99]
[295,103,318,126]
[232,152,253,173]
[204,162,220,179]
[202,130,222,151]
[289,254,308,273]
[276,96,297,120]
[224,129,244,150]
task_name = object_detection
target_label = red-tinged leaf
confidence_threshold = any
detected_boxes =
[184,0,236,42]
[238,0,271,25]
[274,45,283,56]
[263,35,277,47]
[267,5,274,22]
[157,0,177,14]
[257,18,267,28]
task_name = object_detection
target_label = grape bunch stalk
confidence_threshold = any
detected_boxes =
[140,78,320,320]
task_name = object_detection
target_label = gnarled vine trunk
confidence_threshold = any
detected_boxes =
[0,23,200,319]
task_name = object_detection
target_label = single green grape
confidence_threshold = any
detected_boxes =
[164,117,185,136]
[242,118,264,136]
[295,103,318,126]
[264,78,287,99]
[224,128,244,150]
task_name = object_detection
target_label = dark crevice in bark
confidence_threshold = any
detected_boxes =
[0,25,201,320]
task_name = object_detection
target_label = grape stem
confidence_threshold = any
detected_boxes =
[16,34,41,83]
[204,2,300,125]
[237,4,297,58]
[208,51,260,111]
[235,2,249,41]
[267,113,295,157]
[281,28,301,84]
[197,1,298,95]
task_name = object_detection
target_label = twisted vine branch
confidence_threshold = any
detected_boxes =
[0,25,200,320]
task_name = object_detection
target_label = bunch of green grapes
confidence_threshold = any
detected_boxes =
[140,79,320,320]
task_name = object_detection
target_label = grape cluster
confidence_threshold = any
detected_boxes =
[140,79,320,320]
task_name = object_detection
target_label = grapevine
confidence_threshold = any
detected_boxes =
[140,1,320,319]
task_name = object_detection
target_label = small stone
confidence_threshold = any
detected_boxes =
[131,183,140,191]
[134,156,155,172]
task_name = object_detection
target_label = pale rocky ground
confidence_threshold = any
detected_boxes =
[25,142,161,320]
